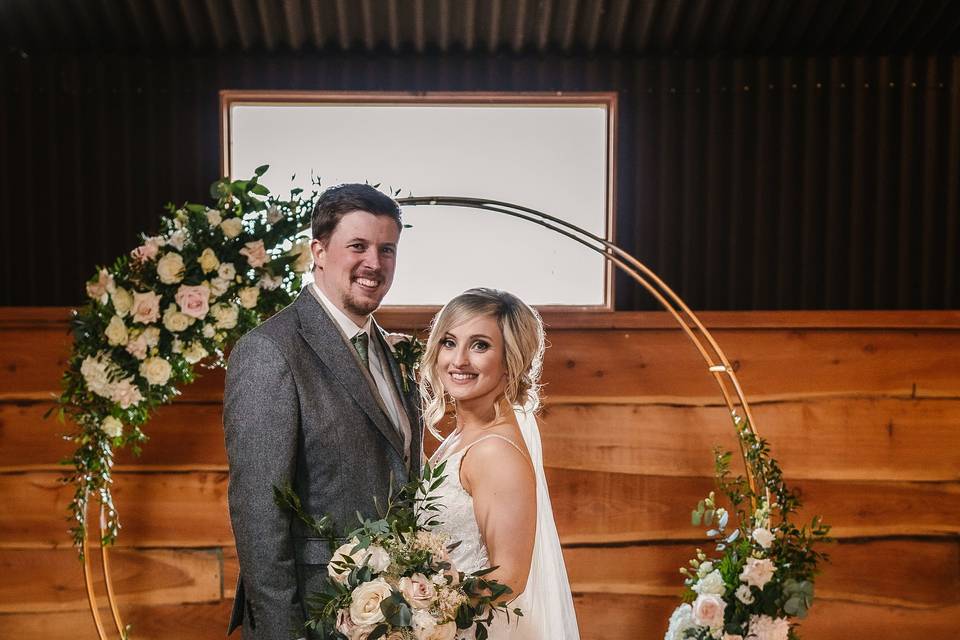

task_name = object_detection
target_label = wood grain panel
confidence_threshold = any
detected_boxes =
[0,547,223,613]
[4,470,957,548]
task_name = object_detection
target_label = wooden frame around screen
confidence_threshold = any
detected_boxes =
[219,90,618,311]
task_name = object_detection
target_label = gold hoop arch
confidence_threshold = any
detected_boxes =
[81,196,767,639]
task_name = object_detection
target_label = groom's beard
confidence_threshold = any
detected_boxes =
[343,268,389,317]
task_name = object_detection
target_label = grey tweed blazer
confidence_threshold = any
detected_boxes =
[223,288,422,639]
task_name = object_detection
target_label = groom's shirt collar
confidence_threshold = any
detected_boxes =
[310,282,372,339]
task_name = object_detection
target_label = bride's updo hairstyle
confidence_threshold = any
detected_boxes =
[419,288,546,440]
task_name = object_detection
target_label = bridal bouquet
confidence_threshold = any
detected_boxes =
[276,462,521,640]
[665,415,831,640]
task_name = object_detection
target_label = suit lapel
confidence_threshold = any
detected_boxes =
[372,323,423,471]
[295,290,405,459]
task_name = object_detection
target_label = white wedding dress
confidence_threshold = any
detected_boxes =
[428,406,580,639]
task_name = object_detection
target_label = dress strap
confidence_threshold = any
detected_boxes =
[460,433,530,462]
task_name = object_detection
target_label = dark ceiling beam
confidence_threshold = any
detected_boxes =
[255,0,278,51]
[778,0,826,53]
[282,0,306,51]
[848,0,899,51]
[100,0,132,49]
[635,0,662,51]
[927,0,960,50]
[126,0,156,48]
[682,0,712,52]
[203,0,229,50]
[177,0,206,50]
[585,0,605,52]
[306,0,326,48]
[438,0,450,52]
[334,0,350,50]
[360,0,376,51]
[753,0,797,54]
[734,0,772,52]
[415,0,426,53]
[151,0,181,48]
[229,0,256,50]
[659,0,686,50]
[464,0,476,51]
[608,0,631,52]
[561,0,580,52]
[387,0,400,52]
[488,0,502,53]
[512,0,528,53]
[901,0,953,50]
[874,0,926,52]
[536,0,554,53]
[805,0,856,52]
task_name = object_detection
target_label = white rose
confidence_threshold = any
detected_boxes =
[665,603,696,640]
[211,303,239,330]
[697,561,714,577]
[238,286,260,309]
[198,247,220,273]
[139,356,172,386]
[694,570,727,596]
[349,578,392,626]
[167,229,187,250]
[736,585,755,605]
[109,378,143,409]
[266,205,283,224]
[142,326,161,348]
[202,323,216,338]
[162,303,191,333]
[209,277,230,299]
[111,287,133,317]
[156,252,185,284]
[693,594,726,629]
[329,539,362,585]
[101,416,123,438]
[740,557,775,589]
[105,316,128,346]
[183,342,208,364]
[258,274,282,290]
[220,217,243,239]
[363,545,391,573]
[80,354,113,398]
[171,337,184,353]
[288,239,313,272]
[217,262,236,281]
[752,528,774,550]
[205,209,222,227]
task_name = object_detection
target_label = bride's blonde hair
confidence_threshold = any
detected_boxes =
[419,288,545,441]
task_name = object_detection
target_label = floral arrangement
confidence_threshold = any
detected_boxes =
[52,166,323,549]
[276,462,521,640]
[385,333,426,393]
[665,415,831,640]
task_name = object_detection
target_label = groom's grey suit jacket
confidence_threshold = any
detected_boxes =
[223,288,422,639]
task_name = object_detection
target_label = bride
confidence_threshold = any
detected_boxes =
[419,288,580,639]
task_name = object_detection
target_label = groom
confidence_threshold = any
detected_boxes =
[223,184,422,639]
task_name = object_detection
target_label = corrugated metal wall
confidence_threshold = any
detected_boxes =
[1,53,957,309]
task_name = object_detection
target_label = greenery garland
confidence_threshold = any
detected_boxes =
[52,166,321,551]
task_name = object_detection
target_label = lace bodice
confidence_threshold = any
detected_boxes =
[429,442,491,575]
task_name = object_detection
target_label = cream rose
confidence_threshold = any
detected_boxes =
[329,540,362,585]
[399,573,436,610]
[175,284,210,320]
[101,416,123,438]
[162,303,191,333]
[209,277,230,299]
[752,527,775,550]
[197,247,220,274]
[288,239,313,272]
[259,274,282,290]
[81,354,113,398]
[740,557,775,589]
[693,593,726,629]
[140,356,172,386]
[746,614,790,640]
[131,290,162,324]
[126,333,148,360]
[202,323,216,338]
[736,584,755,605]
[111,287,133,317]
[363,545,391,573]
[183,342,208,364]
[110,378,143,409]
[217,262,236,281]
[105,316,128,346]
[211,303,239,330]
[238,286,260,309]
[156,252,185,284]
[694,569,727,596]
[142,326,161,348]
[167,229,187,251]
[205,209,222,227]
[349,578,392,626]
[86,269,115,302]
[220,217,243,239]
[239,239,268,268]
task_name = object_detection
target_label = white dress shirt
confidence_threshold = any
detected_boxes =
[310,284,409,458]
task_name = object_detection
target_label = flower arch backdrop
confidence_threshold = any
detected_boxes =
[54,169,828,640]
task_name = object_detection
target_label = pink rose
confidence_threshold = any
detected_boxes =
[131,291,162,324]
[86,269,114,302]
[131,238,160,262]
[239,240,268,268]
[125,333,148,360]
[399,573,437,610]
[692,593,726,629]
[740,557,775,589]
[175,284,210,320]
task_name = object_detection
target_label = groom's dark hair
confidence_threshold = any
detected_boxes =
[311,183,402,245]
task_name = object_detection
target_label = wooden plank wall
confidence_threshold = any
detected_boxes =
[1,308,958,639]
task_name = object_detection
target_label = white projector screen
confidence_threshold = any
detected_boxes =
[223,93,614,307]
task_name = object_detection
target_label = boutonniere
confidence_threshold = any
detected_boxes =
[384,332,425,393]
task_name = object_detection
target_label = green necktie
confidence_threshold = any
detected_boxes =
[352,331,370,369]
